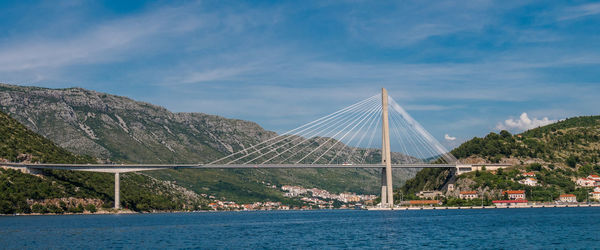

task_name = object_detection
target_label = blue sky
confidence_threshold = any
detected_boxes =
[1,0,599,148]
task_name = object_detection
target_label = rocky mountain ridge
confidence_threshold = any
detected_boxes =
[0,83,417,196]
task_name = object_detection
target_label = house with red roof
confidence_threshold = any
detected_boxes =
[522,172,536,177]
[408,200,442,206]
[588,175,600,181]
[492,200,528,207]
[459,191,478,200]
[503,190,526,200]
[558,194,577,203]
[590,192,600,201]
[576,178,596,187]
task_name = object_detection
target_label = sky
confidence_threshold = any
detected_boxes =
[0,0,599,149]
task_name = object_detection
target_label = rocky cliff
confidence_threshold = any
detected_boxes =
[0,83,416,196]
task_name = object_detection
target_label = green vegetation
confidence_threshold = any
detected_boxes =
[401,116,600,204]
[0,82,416,200]
[444,197,492,206]
[0,111,206,214]
[452,116,600,165]
[400,168,451,197]
[0,110,94,163]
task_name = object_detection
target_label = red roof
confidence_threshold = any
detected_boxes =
[460,191,478,194]
[493,200,528,203]
[503,190,525,194]
[522,172,536,176]
[559,194,576,197]
[409,200,440,205]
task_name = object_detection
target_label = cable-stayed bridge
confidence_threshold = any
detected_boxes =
[5,88,473,209]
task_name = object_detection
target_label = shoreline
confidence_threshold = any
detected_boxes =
[367,203,600,210]
[3,203,600,216]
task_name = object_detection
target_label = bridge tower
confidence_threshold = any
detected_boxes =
[381,88,394,207]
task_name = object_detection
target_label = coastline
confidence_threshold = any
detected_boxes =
[367,203,600,210]
[3,203,600,216]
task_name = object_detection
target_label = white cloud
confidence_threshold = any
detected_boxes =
[496,113,556,131]
[444,134,456,141]
[557,3,600,21]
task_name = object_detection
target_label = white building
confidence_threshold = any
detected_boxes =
[503,190,526,200]
[417,190,443,199]
[559,194,577,203]
[518,177,538,186]
[590,192,600,201]
[459,191,478,200]
[493,200,528,207]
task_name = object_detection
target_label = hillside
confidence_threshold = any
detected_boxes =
[401,116,600,202]
[452,116,600,165]
[0,110,206,214]
[0,83,416,197]
[0,110,94,164]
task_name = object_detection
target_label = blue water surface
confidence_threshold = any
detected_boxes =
[1,208,598,249]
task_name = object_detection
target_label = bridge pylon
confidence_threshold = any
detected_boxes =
[381,88,393,208]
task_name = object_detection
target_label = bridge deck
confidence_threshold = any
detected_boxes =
[2,163,458,172]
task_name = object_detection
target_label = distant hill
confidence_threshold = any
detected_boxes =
[401,116,600,201]
[0,83,417,198]
[0,110,206,214]
[452,116,600,165]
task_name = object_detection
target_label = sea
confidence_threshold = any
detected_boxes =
[1,207,599,249]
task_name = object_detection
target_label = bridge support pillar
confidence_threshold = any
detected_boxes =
[381,168,388,205]
[381,88,394,208]
[114,172,120,210]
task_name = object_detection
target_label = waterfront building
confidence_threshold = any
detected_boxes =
[416,190,443,199]
[492,200,528,207]
[503,190,526,200]
[459,191,478,200]
[590,192,600,201]
[408,200,442,206]
[558,194,577,203]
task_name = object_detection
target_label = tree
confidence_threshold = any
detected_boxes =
[566,155,578,168]
[578,164,593,177]
[500,130,512,139]
[85,204,97,213]
[528,163,542,171]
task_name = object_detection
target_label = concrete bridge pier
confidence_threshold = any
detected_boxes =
[381,168,388,205]
[381,88,394,207]
[114,172,120,210]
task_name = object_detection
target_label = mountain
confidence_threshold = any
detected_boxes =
[0,110,206,214]
[0,83,417,199]
[401,116,600,202]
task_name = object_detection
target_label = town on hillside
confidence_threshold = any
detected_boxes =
[200,183,377,211]
[403,164,600,208]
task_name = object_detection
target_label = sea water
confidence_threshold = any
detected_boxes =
[1,207,598,249]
